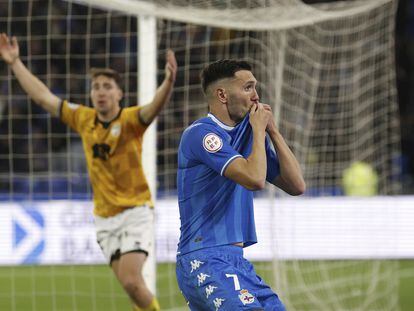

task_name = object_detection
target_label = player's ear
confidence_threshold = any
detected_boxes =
[216,88,227,104]
[117,88,123,101]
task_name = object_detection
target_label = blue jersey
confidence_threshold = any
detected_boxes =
[177,113,280,255]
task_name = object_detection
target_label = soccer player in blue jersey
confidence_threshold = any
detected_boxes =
[176,59,306,310]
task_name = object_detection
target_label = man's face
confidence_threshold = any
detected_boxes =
[90,75,122,117]
[226,70,259,123]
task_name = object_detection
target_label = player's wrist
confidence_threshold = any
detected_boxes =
[163,74,175,84]
[9,56,20,66]
[252,126,266,138]
[266,126,278,136]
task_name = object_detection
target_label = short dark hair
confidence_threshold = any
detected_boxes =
[200,59,252,94]
[90,67,123,89]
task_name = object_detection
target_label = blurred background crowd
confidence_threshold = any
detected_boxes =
[0,0,413,196]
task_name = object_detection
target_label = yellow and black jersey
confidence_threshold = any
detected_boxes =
[60,100,153,217]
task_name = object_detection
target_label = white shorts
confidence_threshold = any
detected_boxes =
[95,205,155,263]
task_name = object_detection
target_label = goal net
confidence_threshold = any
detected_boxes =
[0,0,401,310]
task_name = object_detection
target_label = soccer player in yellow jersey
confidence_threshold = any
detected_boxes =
[0,33,177,311]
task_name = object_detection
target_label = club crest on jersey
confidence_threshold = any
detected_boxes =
[203,133,222,153]
[238,289,255,305]
[111,123,121,137]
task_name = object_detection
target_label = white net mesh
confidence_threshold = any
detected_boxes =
[71,0,393,30]
[154,0,401,196]
[0,0,402,310]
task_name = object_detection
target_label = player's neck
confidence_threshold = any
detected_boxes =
[209,108,236,127]
[97,106,121,123]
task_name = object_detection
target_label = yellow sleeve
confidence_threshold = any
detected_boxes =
[122,105,149,135]
[60,100,93,133]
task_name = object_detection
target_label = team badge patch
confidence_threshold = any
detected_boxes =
[111,123,121,137]
[203,133,223,153]
[239,289,255,305]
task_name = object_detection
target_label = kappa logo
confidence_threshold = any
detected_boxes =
[197,272,210,286]
[203,133,223,153]
[190,259,204,273]
[238,289,255,305]
[205,285,217,299]
[213,297,225,310]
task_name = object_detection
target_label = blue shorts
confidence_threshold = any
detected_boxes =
[176,245,286,311]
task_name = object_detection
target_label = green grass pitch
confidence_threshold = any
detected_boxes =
[0,261,413,310]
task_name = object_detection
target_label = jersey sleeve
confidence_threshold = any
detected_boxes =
[60,100,92,133]
[182,124,243,176]
[122,105,149,135]
[265,135,280,183]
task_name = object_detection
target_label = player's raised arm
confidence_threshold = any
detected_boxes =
[139,49,177,125]
[224,103,269,190]
[0,33,61,117]
[263,104,306,195]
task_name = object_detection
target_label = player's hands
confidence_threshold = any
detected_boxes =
[249,103,269,133]
[0,33,19,65]
[262,103,278,133]
[165,49,177,83]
